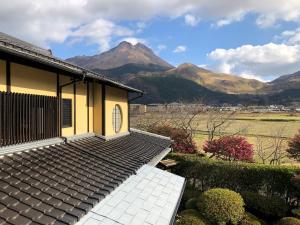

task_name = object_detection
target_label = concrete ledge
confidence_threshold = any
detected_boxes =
[0,137,63,156]
[66,133,96,142]
[130,128,171,140]
[148,147,172,166]
[96,131,130,141]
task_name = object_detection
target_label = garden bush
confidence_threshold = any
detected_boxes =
[287,130,300,161]
[176,209,206,225]
[181,187,200,206]
[241,192,288,218]
[169,154,297,204]
[292,208,300,219]
[277,217,300,225]
[203,136,254,162]
[185,197,198,210]
[239,212,263,225]
[148,125,197,153]
[197,188,245,225]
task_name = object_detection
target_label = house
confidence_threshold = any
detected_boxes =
[0,32,185,225]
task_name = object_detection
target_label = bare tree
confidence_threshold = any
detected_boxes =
[255,136,274,164]
[206,110,236,141]
[269,126,287,165]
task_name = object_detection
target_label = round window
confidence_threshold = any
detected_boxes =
[112,104,122,133]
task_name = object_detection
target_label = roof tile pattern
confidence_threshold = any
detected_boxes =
[0,132,171,225]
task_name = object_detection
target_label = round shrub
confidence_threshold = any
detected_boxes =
[185,197,198,209]
[292,208,300,219]
[241,192,288,218]
[176,209,206,225]
[239,212,267,225]
[277,217,300,225]
[181,188,200,206]
[197,188,245,225]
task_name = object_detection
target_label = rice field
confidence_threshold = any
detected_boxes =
[131,111,300,164]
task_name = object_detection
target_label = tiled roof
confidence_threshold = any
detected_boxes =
[76,165,185,225]
[0,132,171,225]
[0,32,142,93]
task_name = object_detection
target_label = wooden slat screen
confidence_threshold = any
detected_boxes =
[0,91,58,147]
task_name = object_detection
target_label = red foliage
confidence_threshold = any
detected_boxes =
[287,130,300,161]
[203,136,254,162]
[148,125,197,154]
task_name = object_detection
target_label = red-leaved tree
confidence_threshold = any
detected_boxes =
[148,125,197,154]
[287,130,300,161]
[203,136,254,162]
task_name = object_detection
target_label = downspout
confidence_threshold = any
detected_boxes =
[128,92,144,131]
[59,75,86,138]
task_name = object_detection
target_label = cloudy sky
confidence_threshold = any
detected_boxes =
[1,0,300,81]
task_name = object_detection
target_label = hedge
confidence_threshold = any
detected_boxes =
[169,154,298,204]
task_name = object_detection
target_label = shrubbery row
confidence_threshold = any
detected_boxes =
[170,154,298,204]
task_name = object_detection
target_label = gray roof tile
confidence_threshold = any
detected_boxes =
[76,165,185,225]
[0,131,171,225]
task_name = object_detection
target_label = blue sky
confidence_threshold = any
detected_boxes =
[1,1,300,81]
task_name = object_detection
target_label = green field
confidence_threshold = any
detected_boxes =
[131,111,300,164]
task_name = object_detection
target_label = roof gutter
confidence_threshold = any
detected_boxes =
[0,42,143,94]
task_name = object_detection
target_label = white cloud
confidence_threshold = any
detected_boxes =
[208,43,300,78]
[240,73,268,82]
[70,19,133,51]
[119,37,147,45]
[1,0,300,50]
[277,27,300,44]
[184,14,200,26]
[173,45,187,53]
[158,44,167,51]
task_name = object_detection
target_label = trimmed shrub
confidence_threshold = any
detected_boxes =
[203,136,254,162]
[287,130,300,161]
[181,188,200,206]
[148,125,197,153]
[185,197,198,210]
[292,208,300,219]
[197,188,245,225]
[277,217,300,225]
[169,154,297,204]
[242,192,288,218]
[239,212,266,225]
[176,209,206,225]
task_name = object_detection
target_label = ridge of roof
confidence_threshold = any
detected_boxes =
[0,32,143,93]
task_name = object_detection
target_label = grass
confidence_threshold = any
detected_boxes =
[131,111,300,164]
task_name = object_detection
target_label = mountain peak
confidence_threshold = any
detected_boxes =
[117,41,133,48]
[66,41,173,70]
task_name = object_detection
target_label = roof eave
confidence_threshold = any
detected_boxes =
[0,42,143,94]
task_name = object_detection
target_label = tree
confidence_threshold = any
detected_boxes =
[148,124,197,154]
[287,130,300,161]
[206,110,236,141]
[203,136,254,162]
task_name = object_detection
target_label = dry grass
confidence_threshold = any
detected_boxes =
[131,111,300,164]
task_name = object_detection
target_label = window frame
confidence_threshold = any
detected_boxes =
[112,104,123,133]
[62,98,72,128]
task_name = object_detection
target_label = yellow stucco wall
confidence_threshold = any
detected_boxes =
[75,81,88,135]
[1,60,130,137]
[93,82,102,135]
[60,75,74,137]
[88,82,94,133]
[105,86,128,136]
[11,63,56,96]
[0,60,6,92]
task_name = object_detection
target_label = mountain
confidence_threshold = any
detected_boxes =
[67,41,300,105]
[261,71,300,94]
[164,63,265,94]
[66,41,173,70]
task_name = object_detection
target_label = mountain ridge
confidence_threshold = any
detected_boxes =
[66,41,300,105]
[66,41,173,70]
